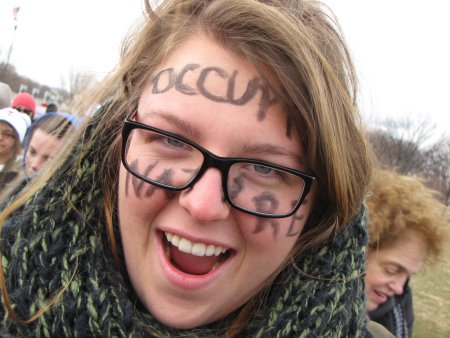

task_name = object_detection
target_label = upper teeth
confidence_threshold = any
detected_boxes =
[165,232,228,257]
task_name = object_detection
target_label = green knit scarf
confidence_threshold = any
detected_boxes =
[0,113,371,337]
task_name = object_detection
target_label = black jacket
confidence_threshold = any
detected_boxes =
[368,282,414,338]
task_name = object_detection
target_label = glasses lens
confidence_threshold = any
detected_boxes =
[124,128,204,188]
[228,162,305,215]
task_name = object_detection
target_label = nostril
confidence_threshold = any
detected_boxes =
[179,175,230,223]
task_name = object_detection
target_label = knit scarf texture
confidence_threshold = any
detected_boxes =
[0,113,371,337]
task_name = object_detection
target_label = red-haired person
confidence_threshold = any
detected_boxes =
[366,169,449,338]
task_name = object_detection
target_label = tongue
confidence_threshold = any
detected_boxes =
[170,246,220,275]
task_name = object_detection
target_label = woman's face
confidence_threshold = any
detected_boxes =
[25,128,62,176]
[0,122,18,161]
[118,36,315,328]
[365,230,428,311]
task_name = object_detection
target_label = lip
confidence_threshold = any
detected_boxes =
[370,289,388,304]
[156,229,235,290]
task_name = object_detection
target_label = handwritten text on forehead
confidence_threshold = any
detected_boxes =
[151,64,278,121]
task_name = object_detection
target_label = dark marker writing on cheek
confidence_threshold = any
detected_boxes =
[146,168,177,199]
[286,199,307,237]
[125,159,158,198]
[252,192,280,239]
[229,175,244,199]
[125,159,177,200]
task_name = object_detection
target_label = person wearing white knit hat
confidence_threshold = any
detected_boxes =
[0,107,31,191]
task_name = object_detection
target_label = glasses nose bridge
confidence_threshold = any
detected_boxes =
[195,151,231,190]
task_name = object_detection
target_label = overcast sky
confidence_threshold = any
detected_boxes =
[0,0,144,87]
[1,0,449,135]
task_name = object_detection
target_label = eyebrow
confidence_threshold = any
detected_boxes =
[148,111,201,139]
[384,261,416,275]
[242,144,303,164]
[144,111,303,164]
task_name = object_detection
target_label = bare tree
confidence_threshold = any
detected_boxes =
[368,116,436,175]
[61,68,97,107]
[422,137,450,205]
[369,116,449,204]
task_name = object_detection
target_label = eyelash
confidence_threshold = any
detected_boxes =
[384,268,398,276]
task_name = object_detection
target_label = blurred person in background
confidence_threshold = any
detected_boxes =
[23,113,74,177]
[0,108,31,190]
[10,92,36,121]
[0,83,13,109]
[365,169,450,338]
[45,103,58,113]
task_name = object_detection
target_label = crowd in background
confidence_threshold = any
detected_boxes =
[0,82,75,191]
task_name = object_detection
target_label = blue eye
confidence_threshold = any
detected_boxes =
[167,137,185,148]
[253,165,272,174]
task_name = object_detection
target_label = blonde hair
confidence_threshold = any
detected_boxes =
[0,0,372,330]
[366,169,449,263]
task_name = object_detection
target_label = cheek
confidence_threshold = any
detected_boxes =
[242,197,312,242]
[6,140,15,150]
[235,201,314,270]
[234,211,304,262]
[118,165,172,237]
[365,261,387,289]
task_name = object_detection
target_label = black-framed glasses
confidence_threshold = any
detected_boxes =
[121,113,315,218]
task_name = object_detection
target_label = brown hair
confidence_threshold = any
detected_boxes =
[23,113,73,155]
[366,169,449,263]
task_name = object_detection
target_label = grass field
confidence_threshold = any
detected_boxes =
[411,240,450,337]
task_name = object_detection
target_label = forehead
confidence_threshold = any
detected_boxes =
[373,231,428,273]
[156,36,260,83]
[142,37,285,130]
[0,121,14,132]
[30,128,61,147]
[145,36,277,118]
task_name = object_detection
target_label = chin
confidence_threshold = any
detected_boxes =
[146,301,222,329]
[366,300,378,312]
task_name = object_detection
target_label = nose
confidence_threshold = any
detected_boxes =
[178,168,231,223]
[389,276,406,295]
[28,158,41,175]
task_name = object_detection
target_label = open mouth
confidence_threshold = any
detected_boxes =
[163,231,232,275]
